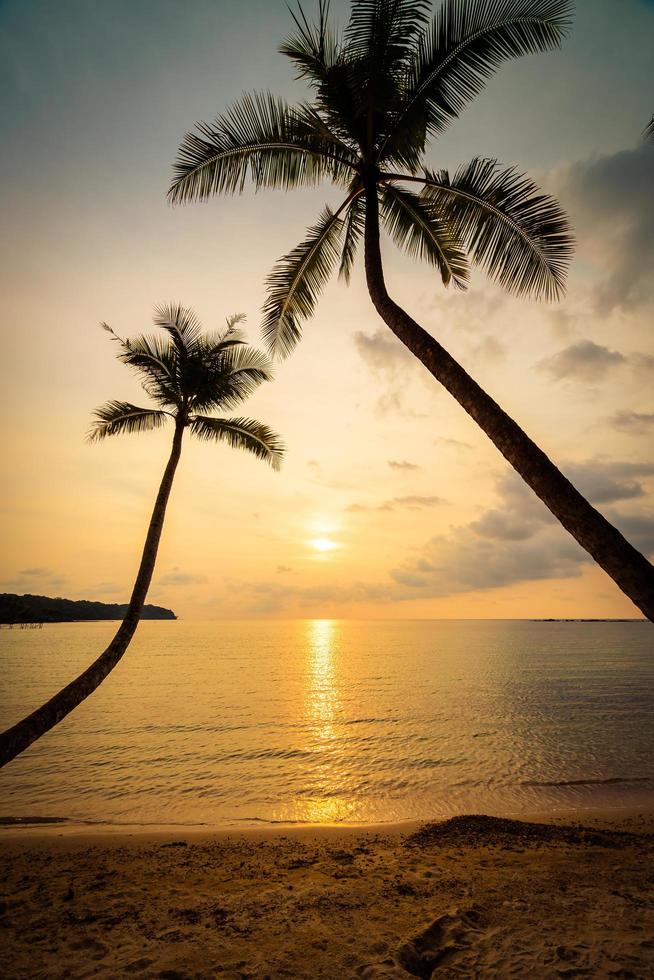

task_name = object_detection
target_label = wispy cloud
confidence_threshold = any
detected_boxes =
[158,568,207,587]
[347,495,445,513]
[611,410,654,434]
[388,460,420,472]
[353,330,426,414]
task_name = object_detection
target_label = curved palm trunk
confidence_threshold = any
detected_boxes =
[363,183,654,622]
[0,422,185,768]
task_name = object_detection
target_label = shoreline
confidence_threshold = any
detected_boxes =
[2,802,654,844]
[2,810,653,978]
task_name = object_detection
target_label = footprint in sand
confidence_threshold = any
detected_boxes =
[359,906,486,979]
[395,906,486,977]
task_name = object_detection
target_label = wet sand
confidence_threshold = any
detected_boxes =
[1,809,654,978]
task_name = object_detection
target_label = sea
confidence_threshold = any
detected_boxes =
[1,619,653,828]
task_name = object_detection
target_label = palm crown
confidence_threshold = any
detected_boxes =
[170,0,575,358]
[90,303,284,468]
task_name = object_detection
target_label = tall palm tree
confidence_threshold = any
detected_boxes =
[169,0,654,620]
[0,305,284,767]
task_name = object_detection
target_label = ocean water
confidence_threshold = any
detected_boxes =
[1,619,653,827]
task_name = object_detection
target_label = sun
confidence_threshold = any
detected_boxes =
[309,537,339,553]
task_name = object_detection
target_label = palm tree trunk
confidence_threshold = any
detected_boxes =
[0,422,185,768]
[363,182,654,622]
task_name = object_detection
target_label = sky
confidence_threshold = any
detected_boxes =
[0,0,653,620]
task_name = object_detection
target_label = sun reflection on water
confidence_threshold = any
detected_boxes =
[306,619,337,737]
[302,619,354,822]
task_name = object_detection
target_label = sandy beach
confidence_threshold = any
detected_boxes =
[2,810,653,979]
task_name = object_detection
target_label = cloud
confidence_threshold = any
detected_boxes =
[3,567,70,593]
[611,410,654,434]
[390,531,587,596]
[347,495,445,513]
[388,460,420,471]
[469,510,538,541]
[158,568,207,587]
[538,340,654,386]
[353,330,425,413]
[354,329,413,373]
[563,460,654,504]
[467,334,506,364]
[603,510,654,557]
[434,436,472,451]
[222,458,654,612]
[557,143,654,314]
[389,463,654,599]
[538,340,626,382]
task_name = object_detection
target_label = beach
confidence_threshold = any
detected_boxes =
[2,809,654,979]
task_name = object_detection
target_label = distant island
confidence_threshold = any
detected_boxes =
[531,618,645,623]
[0,593,176,624]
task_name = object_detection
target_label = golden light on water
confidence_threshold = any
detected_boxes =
[302,619,353,822]
[306,618,337,737]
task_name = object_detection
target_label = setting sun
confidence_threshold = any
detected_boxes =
[309,537,339,553]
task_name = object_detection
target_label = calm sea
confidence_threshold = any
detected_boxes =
[1,620,653,828]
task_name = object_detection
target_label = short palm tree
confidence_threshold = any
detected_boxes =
[169,0,654,620]
[0,304,284,767]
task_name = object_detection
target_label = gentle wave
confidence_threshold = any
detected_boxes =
[2,619,653,825]
[521,776,653,788]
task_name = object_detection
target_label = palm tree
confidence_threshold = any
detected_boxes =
[0,304,284,767]
[169,0,654,620]
[644,116,654,141]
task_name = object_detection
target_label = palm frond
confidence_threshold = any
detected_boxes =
[169,91,357,203]
[281,5,372,148]
[416,157,574,300]
[381,0,573,159]
[103,328,181,409]
[189,415,284,470]
[224,313,247,335]
[644,116,654,142]
[339,191,366,282]
[88,402,169,442]
[190,344,274,412]
[154,302,203,354]
[281,0,340,86]
[261,203,347,358]
[381,182,468,287]
[345,0,430,70]
[343,1,431,153]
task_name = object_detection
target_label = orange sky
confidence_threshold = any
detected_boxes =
[1,0,653,619]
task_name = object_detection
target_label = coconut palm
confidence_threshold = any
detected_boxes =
[169,0,654,620]
[0,305,284,767]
